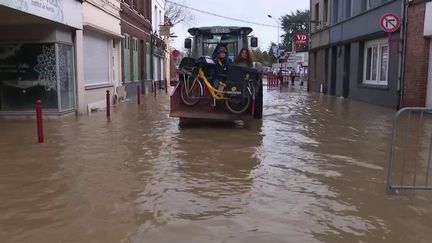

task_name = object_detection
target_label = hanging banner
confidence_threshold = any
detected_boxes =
[160,25,171,36]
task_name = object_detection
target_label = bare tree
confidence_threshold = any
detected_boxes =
[165,1,194,26]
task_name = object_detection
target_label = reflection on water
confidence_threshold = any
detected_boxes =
[1,87,432,243]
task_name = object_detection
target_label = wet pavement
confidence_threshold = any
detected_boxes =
[1,85,432,243]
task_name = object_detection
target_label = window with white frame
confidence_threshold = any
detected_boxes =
[363,38,389,85]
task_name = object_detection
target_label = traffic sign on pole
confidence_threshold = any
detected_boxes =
[380,13,401,33]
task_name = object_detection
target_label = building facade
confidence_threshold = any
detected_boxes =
[309,0,403,108]
[309,0,331,93]
[77,0,123,113]
[0,0,82,115]
[152,0,166,86]
[402,0,432,107]
[120,0,152,97]
[426,1,432,107]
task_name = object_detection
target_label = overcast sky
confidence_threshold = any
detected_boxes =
[170,0,309,51]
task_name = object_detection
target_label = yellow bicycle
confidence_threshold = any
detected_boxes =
[179,57,256,114]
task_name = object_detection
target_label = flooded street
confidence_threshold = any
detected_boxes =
[1,86,432,243]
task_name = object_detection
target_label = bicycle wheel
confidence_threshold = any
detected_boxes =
[225,84,252,114]
[180,78,203,106]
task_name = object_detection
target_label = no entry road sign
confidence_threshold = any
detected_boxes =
[380,13,401,33]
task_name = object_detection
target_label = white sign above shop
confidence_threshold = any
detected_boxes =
[0,0,82,29]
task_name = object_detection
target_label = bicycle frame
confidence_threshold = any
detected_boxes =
[183,67,253,101]
[197,68,227,100]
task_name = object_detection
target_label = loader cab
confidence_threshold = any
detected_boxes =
[184,26,258,60]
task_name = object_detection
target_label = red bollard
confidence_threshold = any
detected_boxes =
[137,84,141,105]
[106,90,110,117]
[35,100,44,143]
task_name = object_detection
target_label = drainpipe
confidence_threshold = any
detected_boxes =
[150,33,154,83]
[398,0,409,109]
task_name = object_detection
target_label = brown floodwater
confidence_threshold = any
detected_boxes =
[1,86,432,243]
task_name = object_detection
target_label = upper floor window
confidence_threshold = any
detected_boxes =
[154,5,158,32]
[323,0,328,25]
[332,0,339,24]
[361,0,372,11]
[346,0,354,18]
[139,0,145,15]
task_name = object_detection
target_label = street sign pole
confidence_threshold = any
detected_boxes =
[388,32,392,60]
[379,13,401,67]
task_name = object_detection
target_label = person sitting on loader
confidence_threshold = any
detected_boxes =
[234,48,253,68]
[212,46,232,88]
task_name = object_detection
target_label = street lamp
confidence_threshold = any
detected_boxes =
[268,14,280,68]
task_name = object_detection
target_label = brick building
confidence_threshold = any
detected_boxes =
[309,0,330,94]
[120,0,152,98]
[402,0,432,107]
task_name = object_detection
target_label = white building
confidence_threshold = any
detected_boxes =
[152,0,165,83]
[425,2,432,107]
[0,0,123,116]
[77,0,122,113]
[0,0,82,115]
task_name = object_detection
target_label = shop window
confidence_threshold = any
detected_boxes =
[58,44,75,110]
[0,43,59,111]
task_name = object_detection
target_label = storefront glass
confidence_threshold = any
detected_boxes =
[0,43,75,112]
[58,44,75,110]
